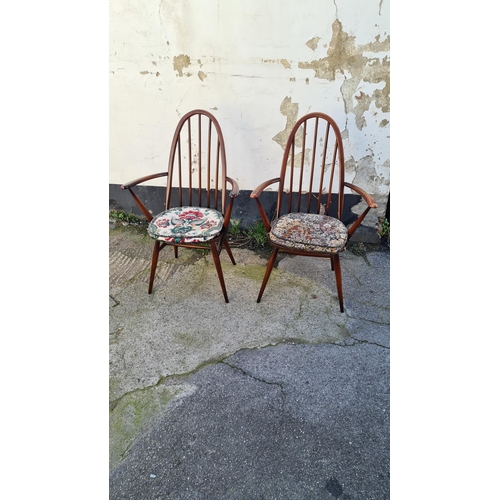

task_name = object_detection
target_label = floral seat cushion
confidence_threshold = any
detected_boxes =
[148,207,224,244]
[269,212,348,253]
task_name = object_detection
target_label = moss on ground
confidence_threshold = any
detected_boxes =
[109,384,186,469]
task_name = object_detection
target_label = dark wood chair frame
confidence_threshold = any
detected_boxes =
[250,112,378,312]
[121,109,239,303]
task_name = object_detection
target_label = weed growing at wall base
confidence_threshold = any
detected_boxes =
[379,218,390,238]
[228,219,243,238]
[227,219,272,254]
[245,220,268,247]
[109,210,143,225]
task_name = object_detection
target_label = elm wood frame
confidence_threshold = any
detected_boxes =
[250,112,378,312]
[121,109,239,303]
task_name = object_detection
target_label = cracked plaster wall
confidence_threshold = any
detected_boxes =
[110,0,390,225]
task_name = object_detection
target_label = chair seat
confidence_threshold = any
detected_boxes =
[148,206,224,244]
[269,213,348,253]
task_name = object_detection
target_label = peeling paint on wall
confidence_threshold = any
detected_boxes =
[173,54,191,77]
[298,20,389,130]
[272,97,299,149]
[198,71,207,81]
[272,97,313,169]
[306,36,320,51]
[262,58,292,69]
[346,155,389,221]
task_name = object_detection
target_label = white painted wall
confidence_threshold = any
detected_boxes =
[110,0,390,225]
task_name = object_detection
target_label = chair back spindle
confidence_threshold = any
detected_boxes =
[166,110,228,214]
[276,113,345,221]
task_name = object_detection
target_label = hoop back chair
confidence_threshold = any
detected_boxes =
[250,112,378,312]
[121,109,239,303]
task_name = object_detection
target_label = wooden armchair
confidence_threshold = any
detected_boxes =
[250,112,378,312]
[121,110,239,303]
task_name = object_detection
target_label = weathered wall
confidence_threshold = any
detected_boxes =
[109,0,390,228]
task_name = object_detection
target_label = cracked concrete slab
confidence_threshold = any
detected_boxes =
[110,344,389,499]
[109,225,389,497]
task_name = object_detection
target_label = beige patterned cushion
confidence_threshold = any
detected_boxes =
[269,213,348,253]
[148,207,223,243]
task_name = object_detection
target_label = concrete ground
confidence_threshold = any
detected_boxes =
[109,224,390,499]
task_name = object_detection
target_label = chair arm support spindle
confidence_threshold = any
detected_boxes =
[344,182,379,239]
[120,171,168,223]
[250,177,280,233]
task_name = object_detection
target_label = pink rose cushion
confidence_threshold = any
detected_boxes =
[148,207,224,244]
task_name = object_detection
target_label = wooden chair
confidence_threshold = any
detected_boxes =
[121,110,239,303]
[250,112,378,312]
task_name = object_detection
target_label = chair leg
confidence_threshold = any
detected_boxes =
[210,241,229,303]
[148,240,161,294]
[223,237,236,265]
[332,254,344,312]
[174,245,178,258]
[257,247,279,303]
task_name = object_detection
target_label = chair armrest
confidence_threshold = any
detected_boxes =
[226,176,240,198]
[344,182,378,239]
[120,172,168,222]
[250,177,280,232]
[250,177,281,198]
[344,182,378,208]
[121,172,168,190]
